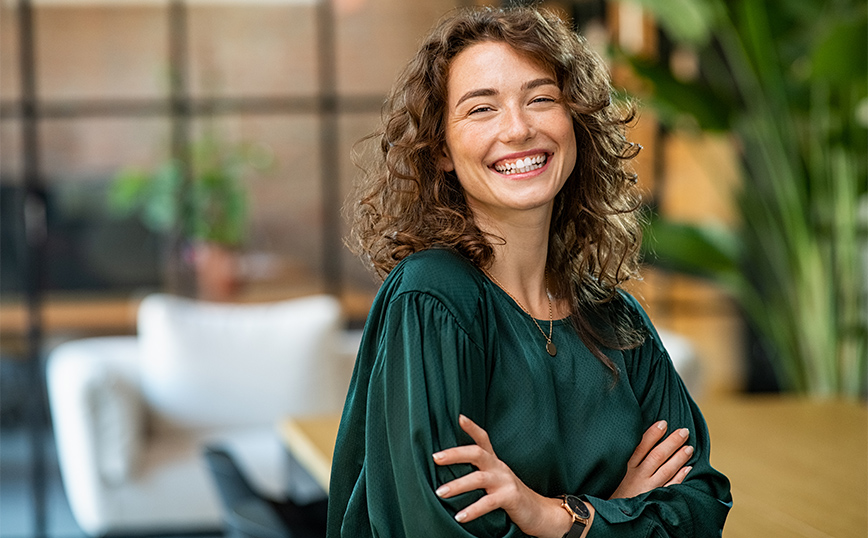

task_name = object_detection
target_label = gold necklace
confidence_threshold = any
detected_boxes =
[483,270,557,357]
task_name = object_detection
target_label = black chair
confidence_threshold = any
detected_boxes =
[203,446,328,538]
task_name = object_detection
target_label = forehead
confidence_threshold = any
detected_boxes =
[446,41,555,98]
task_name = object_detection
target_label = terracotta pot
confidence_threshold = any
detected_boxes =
[191,242,241,301]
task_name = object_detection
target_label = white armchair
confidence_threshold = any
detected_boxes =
[46,294,355,536]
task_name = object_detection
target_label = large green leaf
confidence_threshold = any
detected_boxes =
[641,215,741,284]
[628,58,734,131]
[811,16,868,84]
[626,0,721,46]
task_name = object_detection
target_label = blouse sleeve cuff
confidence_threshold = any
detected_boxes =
[582,494,639,527]
[580,494,671,536]
[580,492,706,537]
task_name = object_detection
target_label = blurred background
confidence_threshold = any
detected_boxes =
[0,0,865,536]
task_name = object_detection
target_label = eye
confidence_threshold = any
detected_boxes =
[530,96,557,105]
[468,105,494,115]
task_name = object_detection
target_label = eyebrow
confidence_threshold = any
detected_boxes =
[454,77,558,108]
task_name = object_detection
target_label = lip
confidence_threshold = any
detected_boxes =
[489,149,552,178]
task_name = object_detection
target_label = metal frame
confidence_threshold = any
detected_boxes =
[0,0,373,297]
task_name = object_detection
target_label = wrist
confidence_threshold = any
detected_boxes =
[536,495,574,538]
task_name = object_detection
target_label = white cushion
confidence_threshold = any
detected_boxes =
[92,430,223,534]
[657,328,703,398]
[137,294,344,432]
[85,366,144,485]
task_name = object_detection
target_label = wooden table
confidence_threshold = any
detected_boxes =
[0,295,141,336]
[279,397,868,537]
[278,415,341,494]
[700,396,867,538]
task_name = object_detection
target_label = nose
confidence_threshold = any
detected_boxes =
[499,106,533,143]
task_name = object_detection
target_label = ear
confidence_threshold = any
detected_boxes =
[438,145,455,172]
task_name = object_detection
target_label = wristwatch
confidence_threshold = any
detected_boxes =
[559,495,590,538]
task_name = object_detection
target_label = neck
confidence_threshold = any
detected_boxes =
[473,205,553,318]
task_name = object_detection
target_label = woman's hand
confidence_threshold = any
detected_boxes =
[433,415,580,538]
[609,420,694,499]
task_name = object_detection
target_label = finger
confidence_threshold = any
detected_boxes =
[433,444,490,466]
[435,470,489,499]
[453,492,502,524]
[651,445,694,485]
[664,465,693,487]
[639,428,690,473]
[627,420,668,468]
[458,414,495,453]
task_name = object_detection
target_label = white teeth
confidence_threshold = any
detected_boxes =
[494,154,547,175]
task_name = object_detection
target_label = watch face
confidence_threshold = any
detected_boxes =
[566,495,591,519]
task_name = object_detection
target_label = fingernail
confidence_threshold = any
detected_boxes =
[679,428,690,439]
[657,420,667,430]
[684,466,693,475]
[433,452,445,461]
[436,485,450,497]
[455,511,467,522]
[685,445,694,456]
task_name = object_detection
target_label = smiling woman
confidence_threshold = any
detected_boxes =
[330,6,731,538]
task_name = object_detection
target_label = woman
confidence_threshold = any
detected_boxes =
[328,6,731,537]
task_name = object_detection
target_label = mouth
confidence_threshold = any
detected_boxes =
[492,153,549,176]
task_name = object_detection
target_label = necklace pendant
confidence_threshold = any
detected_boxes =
[546,340,557,357]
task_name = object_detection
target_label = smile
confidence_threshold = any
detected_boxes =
[492,153,548,175]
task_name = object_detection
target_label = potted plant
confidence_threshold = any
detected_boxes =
[109,134,272,301]
[616,0,867,397]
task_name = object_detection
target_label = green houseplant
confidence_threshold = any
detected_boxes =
[109,135,271,300]
[617,0,867,397]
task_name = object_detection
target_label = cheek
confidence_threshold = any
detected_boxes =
[561,121,578,174]
[446,121,489,160]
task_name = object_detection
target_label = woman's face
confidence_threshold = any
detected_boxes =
[440,40,577,224]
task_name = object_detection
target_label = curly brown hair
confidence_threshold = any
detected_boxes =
[347,5,645,369]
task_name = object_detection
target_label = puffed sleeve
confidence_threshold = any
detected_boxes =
[581,294,732,537]
[328,285,528,538]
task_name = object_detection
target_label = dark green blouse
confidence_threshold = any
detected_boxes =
[327,249,731,537]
